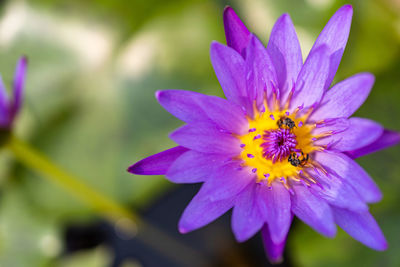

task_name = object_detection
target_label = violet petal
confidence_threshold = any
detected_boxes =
[157,90,248,135]
[200,163,255,201]
[312,117,349,136]
[314,151,382,203]
[156,90,209,123]
[246,34,278,112]
[261,224,288,264]
[310,73,374,121]
[291,183,336,237]
[178,186,235,234]
[332,206,387,251]
[345,129,400,159]
[231,182,264,242]
[0,76,9,127]
[257,182,291,244]
[127,146,189,175]
[197,94,249,135]
[210,41,247,108]
[290,45,330,111]
[267,13,302,106]
[169,122,241,155]
[223,6,251,58]
[309,169,368,212]
[315,117,383,152]
[11,56,27,118]
[166,150,231,184]
[308,5,353,89]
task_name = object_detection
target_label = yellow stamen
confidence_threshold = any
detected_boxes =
[237,100,321,184]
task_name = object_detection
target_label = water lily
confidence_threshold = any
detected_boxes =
[128,5,399,262]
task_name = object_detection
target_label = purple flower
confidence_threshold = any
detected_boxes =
[0,57,27,132]
[128,6,399,262]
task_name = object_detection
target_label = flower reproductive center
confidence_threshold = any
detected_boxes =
[238,95,329,189]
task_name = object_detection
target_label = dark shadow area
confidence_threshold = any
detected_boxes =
[63,184,294,267]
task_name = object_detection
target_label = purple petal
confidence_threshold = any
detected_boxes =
[166,150,232,184]
[309,5,353,89]
[178,185,235,233]
[291,184,336,237]
[257,182,291,244]
[231,182,264,242]
[223,6,251,58]
[267,13,302,106]
[0,76,9,127]
[128,146,189,175]
[11,56,27,117]
[200,163,255,201]
[169,122,241,155]
[315,117,383,152]
[157,90,248,135]
[261,224,288,264]
[310,73,374,121]
[290,45,330,111]
[309,169,368,212]
[314,151,382,203]
[210,41,247,108]
[246,34,278,112]
[332,207,387,250]
[0,76,7,101]
[346,129,400,159]
[156,90,209,123]
[312,117,349,136]
[197,94,248,135]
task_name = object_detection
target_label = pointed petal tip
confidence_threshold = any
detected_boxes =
[277,13,291,22]
[393,130,400,140]
[126,162,143,175]
[261,225,287,264]
[359,71,375,80]
[127,147,188,176]
[374,240,388,251]
[335,4,353,16]
[346,129,400,159]
[209,41,222,54]
[19,55,28,64]
[372,191,383,203]
[356,72,375,87]
[155,90,162,99]
[223,5,233,14]
[233,233,247,243]
[268,256,284,265]
[222,6,250,57]
[210,40,223,49]
[155,89,168,102]
[325,227,337,238]
[178,225,189,234]
[341,4,353,11]
[16,56,28,76]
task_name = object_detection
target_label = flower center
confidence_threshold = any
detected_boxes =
[236,102,323,186]
[262,129,298,163]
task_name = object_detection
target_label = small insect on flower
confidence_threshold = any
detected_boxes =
[277,116,296,130]
[128,5,400,264]
[288,152,309,167]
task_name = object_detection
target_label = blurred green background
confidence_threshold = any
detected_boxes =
[0,0,399,266]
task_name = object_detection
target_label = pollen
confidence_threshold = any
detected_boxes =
[237,101,322,186]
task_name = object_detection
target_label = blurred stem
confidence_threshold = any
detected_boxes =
[7,134,136,223]
[6,135,207,266]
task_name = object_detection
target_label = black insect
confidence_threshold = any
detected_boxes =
[288,152,309,167]
[278,117,296,130]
